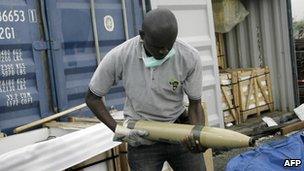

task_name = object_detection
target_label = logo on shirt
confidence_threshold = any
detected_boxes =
[169,78,180,91]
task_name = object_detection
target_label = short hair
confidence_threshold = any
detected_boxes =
[142,8,178,44]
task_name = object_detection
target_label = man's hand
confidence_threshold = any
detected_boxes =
[184,99,207,153]
[113,124,155,147]
[181,136,208,153]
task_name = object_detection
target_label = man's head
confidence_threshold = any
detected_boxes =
[140,8,178,59]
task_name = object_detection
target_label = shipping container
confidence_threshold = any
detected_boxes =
[0,0,144,135]
[44,0,144,114]
[149,0,224,127]
[1,0,298,134]
[0,0,53,134]
[224,0,297,111]
[0,0,299,170]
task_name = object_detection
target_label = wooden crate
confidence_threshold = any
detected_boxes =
[68,146,122,171]
[202,102,214,171]
[220,71,240,124]
[118,143,130,171]
[220,67,274,123]
[216,33,227,70]
[236,67,274,122]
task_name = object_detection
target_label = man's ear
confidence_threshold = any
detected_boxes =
[139,30,145,40]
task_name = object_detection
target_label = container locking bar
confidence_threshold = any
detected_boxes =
[32,41,60,51]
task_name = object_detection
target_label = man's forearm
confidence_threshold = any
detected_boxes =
[85,89,117,131]
[188,99,205,125]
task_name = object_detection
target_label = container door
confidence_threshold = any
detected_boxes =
[0,0,52,134]
[45,0,143,114]
[149,0,224,127]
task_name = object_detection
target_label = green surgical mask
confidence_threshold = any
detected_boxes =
[142,48,175,68]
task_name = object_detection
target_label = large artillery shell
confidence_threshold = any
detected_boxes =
[127,120,254,148]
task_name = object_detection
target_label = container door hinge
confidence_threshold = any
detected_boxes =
[33,40,60,51]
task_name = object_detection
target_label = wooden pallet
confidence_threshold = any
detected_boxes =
[220,67,274,123]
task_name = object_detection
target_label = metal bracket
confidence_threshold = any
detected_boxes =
[50,41,61,50]
[33,41,49,51]
[33,40,60,51]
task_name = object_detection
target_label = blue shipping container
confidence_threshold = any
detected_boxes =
[45,0,144,115]
[0,0,144,135]
[0,0,52,134]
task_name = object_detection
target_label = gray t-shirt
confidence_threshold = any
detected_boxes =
[89,36,203,122]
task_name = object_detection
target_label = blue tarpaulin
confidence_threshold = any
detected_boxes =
[226,131,304,171]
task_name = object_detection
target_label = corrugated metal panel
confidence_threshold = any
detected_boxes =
[295,40,304,103]
[225,0,295,111]
[0,0,52,135]
[295,40,304,81]
[45,0,144,113]
[149,0,224,127]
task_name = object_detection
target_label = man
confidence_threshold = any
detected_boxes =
[86,8,206,171]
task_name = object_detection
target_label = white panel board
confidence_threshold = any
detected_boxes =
[0,123,120,171]
[0,128,49,154]
[150,0,224,127]
[82,163,108,171]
